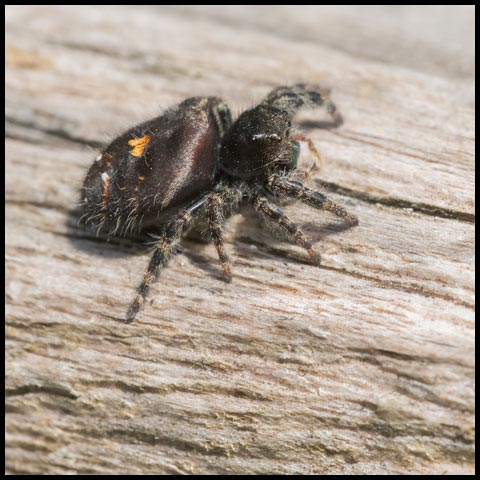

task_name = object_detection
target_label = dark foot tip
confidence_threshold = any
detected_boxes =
[125,293,145,323]
[308,249,322,267]
[125,302,140,323]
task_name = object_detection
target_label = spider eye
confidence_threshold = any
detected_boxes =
[252,133,282,142]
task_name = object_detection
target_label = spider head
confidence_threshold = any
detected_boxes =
[219,105,298,179]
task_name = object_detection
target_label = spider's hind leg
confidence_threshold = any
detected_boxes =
[126,194,210,322]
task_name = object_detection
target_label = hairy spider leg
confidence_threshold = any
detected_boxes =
[126,193,211,322]
[207,192,233,282]
[126,188,240,321]
[253,194,321,265]
[262,83,343,126]
[267,175,358,226]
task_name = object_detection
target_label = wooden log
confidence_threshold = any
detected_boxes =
[6,5,474,475]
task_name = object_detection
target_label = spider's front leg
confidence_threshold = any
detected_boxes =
[262,83,343,126]
[252,193,321,266]
[267,175,358,226]
[126,193,211,322]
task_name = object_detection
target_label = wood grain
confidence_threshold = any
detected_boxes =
[5,5,475,475]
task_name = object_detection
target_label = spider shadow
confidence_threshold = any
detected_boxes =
[66,206,231,281]
[67,202,356,280]
[181,233,229,281]
[189,205,356,278]
[230,207,355,265]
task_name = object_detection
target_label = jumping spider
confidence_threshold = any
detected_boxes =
[80,84,358,322]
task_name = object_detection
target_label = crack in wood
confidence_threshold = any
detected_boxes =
[316,180,475,223]
[5,116,103,149]
[5,384,79,400]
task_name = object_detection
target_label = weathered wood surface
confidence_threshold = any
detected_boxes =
[5,5,475,475]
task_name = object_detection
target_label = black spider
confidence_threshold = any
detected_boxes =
[80,84,358,322]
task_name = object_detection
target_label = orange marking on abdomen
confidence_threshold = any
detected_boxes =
[128,135,150,157]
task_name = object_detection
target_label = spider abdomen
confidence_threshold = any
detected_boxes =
[81,96,230,235]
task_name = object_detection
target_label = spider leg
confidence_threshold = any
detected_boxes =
[267,175,358,226]
[294,133,323,174]
[126,193,210,322]
[207,192,233,282]
[262,83,343,126]
[252,194,321,265]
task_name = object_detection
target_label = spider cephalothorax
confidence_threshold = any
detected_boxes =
[80,84,358,321]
